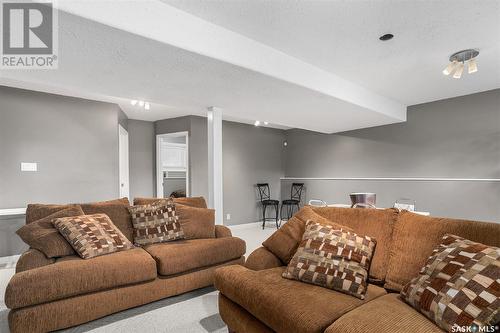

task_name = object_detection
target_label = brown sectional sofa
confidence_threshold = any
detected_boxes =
[5,197,246,333]
[215,207,500,333]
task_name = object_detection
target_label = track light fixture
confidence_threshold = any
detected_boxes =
[130,99,151,110]
[442,49,479,79]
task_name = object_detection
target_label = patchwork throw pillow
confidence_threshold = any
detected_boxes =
[283,220,376,299]
[53,213,134,259]
[401,234,500,332]
[128,198,184,246]
[263,206,354,264]
[16,206,85,258]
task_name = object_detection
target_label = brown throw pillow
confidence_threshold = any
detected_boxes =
[53,213,134,259]
[79,198,133,242]
[128,198,184,246]
[283,220,376,299]
[176,204,215,239]
[401,234,500,332]
[25,204,78,224]
[263,206,353,264]
[16,206,85,258]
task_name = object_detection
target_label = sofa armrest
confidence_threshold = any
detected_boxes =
[15,248,55,273]
[245,247,283,271]
[215,225,232,238]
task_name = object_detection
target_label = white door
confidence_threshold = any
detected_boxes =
[118,125,130,199]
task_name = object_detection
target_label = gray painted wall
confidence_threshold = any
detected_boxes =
[282,89,500,222]
[223,121,285,225]
[154,116,285,225]
[0,85,123,208]
[154,116,207,198]
[128,120,155,199]
[189,116,209,199]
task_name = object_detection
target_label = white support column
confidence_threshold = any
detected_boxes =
[207,107,223,225]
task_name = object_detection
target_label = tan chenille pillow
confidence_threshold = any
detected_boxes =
[16,206,85,258]
[283,220,376,299]
[176,204,215,239]
[53,213,134,259]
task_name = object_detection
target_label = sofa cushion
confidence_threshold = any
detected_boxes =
[145,237,246,276]
[401,234,500,332]
[133,196,208,208]
[385,211,500,291]
[214,265,386,333]
[324,293,443,333]
[54,213,134,259]
[128,199,185,246]
[310,207,398,284]
[5,248,156,309]
[80,198,134,242]
[263,207,353,264]
[16,206,84,258]
[283,221,376,299]
[176,204,215,239]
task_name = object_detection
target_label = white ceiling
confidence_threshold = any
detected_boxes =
[1,1,498,133]
[165,0,500,106]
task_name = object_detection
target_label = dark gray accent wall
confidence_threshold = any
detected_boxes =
[282,89,500,222]
[128,120,155,199]
[0,85,123,208]
[223,121,285,225]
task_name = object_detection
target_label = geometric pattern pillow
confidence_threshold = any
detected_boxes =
[128,198,184,246]
[283,220,377,299]
[401,234,500,332]
[53,213,134,259]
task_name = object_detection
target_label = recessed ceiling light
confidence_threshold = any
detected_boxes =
[264,121,269,125]
[138,100,144,107]
[379,33,394,41]
[144,102,150,110]
[254,120,260,126]
[130,100,138,106]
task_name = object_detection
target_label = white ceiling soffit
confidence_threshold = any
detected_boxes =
[164,0,500,106]
[51,0,406,132]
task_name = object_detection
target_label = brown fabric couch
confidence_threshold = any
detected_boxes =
[6,197,245,333]
[215,207,500,333]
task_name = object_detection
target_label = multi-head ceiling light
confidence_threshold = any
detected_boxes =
[130,100,151,110]
[254,121,269,126]
[442,49,479,79]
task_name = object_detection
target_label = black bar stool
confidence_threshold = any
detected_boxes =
[257,183,280,229]
[280,183,304,221]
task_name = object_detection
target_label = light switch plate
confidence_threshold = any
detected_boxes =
[21,162,37,172]
[226,214,231,220]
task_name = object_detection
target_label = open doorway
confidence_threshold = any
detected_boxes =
[156,132,189,198]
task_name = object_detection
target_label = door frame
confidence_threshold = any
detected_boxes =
[118,124,130,199]
[156,131,189,198]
